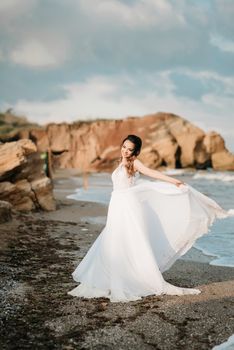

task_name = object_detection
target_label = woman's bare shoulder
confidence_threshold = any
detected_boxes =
[133,158,145,171]
[133,159,158,177]
[134,158,142,165]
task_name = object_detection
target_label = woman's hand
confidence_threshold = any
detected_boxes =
[174,180,186,187]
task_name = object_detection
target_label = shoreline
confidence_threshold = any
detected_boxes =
[1,169,234,349]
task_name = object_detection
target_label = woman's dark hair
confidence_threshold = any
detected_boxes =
[122,134,142,157]
[119,134,142,177]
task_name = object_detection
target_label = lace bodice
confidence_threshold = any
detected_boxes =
[111,163,140,190]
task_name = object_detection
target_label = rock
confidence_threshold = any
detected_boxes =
[30,128,49,152]
[166,117,205,167]
[37,113,218,171]
[2,113,234,171]
[148,127,178,168]
[31,178,56,211]
[0,140,56,211]
[139,147,162,169]
[194,137,211,169]
[14,197,35,211]
[212,151,234,170]
[203,132,234,170]
[203,132,226,153]
[0,180,35,211]
[0,111,39,142]
[43,113,196,171]
[0,139,37,177]
[0,200,12,223]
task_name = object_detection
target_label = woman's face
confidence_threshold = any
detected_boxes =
[121,140,135,159]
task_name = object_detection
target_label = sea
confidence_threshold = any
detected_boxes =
[67,168,234,268]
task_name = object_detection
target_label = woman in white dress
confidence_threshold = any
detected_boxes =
[68,134,232,302]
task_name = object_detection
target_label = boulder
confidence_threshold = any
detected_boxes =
[166,117,205,167]
[0,200,12,224]
[31,178,56,211]
[0,139,56,211]
[203,132,226,153]
[0,139,36,177]
[212,151,234,171]
[203,132,234,170]
[194,137,211,169]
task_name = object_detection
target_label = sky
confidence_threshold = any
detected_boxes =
[0,0,234,151]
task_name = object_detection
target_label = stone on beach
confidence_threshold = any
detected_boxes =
[0,200,12,223]
[0,139,56,212]
[0,139,37,176]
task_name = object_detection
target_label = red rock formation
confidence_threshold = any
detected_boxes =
[3,112,234,172]
[203,131,226,153]
[212,151,234,170]
[203,132,234,170]
[30,113,208,171]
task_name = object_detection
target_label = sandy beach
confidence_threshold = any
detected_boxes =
[1,169,234,350]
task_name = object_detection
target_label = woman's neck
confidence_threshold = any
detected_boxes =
[121,157,136,165]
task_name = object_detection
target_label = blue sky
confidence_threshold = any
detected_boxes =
[0,0,234,151]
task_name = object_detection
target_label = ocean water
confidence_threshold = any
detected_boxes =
[67,169,234,268]
[212,334,234,350]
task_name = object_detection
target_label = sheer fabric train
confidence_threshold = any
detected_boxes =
[68,163,233,302]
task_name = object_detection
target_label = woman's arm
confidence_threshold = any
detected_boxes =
[134,159,185,187]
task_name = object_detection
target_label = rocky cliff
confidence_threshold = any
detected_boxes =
[0,139,56,212]
[0,110,39,141]
[26,113,234,172]
[1,112,233,172]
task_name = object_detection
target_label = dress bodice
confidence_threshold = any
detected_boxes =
[111,163,140,190]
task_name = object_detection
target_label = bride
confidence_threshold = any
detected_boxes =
[68,134,232,302]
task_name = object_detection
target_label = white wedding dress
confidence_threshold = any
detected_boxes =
[68,163,232,302]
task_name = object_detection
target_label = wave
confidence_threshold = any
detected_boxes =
[209,257,234,268]
[163,169,194,176]
[194,243,234,268]
[212,334,234,350]
[193,172,234,182]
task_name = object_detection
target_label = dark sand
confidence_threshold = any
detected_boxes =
[0,169,234,350]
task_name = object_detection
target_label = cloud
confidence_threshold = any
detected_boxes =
[9,39,69,68]
[0,0,37,23]
[213,0,234,39]
[6,75,144,122]
[0,1,70,69]
[210,33,234,53]
[0,0,226,73]
[3,70,233,151]
[174,68,234,95]
[215,0,234,22]
[0,0,35,13]
[79,0,186,29]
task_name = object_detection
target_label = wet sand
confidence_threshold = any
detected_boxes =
[1,169,234,350]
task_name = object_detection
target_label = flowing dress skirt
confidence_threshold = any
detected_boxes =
[68,179,232,302]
